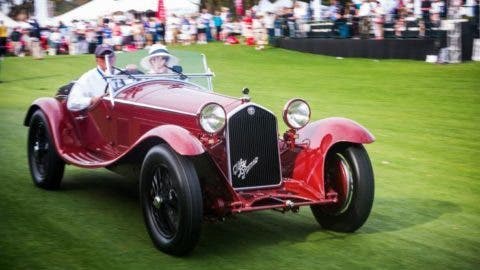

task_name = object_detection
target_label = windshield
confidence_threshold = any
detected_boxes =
[106,49,214,94]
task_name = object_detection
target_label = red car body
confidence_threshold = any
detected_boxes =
[25,73,375,255]
[25,79,373,213]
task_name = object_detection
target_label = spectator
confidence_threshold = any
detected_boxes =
[263,12,276,44]
[86,27,97,53]
[395,13,406,38]
[132,19,145,49]
[253,14,267,49]
[335,4,348,38]
[283,8,296,38]
[112,22,122,50]
[28,18,44,59]
[345,1,360,38]
[48,28,62,55]
[155,18,166,44]
[220,7,231,22]
[102,21,113,46]
[242,9,254,41]
[120,21,133,48]
[0,21,7,60]
[168,14,181,44]
[200,9,213,41]
[188,16,198,44]
[421,0,432,31]
[222,16,235,43]
[293,1,308,37]
[145,17,155,45]
[180,16,191,45]
[373,1,385,39]
[196,14,207,44]
[430,0,443,27]
[10,27,23,56]
[358,0,372,39]
[213,11,223,41]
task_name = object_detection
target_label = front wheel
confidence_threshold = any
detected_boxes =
[140,144,203,256]
[27,110,65,189]
[311,143,374,232]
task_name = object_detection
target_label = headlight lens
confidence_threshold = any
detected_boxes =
[283,99,311,129]
[199,103,226,134]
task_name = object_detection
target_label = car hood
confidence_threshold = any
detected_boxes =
[117,80,242,115]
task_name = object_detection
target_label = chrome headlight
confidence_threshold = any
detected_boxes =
[283,99,311,129]
[199,103,226,134]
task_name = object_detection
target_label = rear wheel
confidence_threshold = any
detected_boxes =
[27,110,65,189]
[140,144,203,256]
[311,143,374,232]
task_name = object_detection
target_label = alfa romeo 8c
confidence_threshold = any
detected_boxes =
[24,50,375,256]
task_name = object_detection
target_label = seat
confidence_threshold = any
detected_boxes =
[55,81,76,101]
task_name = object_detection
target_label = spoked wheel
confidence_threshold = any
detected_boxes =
[27,110,65,189]
[311,143,374,232]
[140,144,202,256]
[150,165,180,239]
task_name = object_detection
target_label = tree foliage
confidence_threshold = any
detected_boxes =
[2,0,34,19]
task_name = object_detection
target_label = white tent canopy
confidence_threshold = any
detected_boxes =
[54,0,199,24]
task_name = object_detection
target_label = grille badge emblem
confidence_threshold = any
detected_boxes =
[247,106,255,116]
[233,157,259,180]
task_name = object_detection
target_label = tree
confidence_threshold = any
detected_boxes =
[2,0,34,19]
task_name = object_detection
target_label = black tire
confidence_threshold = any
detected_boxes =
[311,143,374,232]
[140,144,203,256]
[27,110,65,189]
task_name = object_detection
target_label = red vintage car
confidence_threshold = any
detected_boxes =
[24,50,375,256]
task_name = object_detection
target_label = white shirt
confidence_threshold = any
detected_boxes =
[359,2,372,17]
[430,1,443,14]
[263,14,276,29]
[67,66,109,111]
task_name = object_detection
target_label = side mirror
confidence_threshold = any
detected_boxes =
[172,65,183,73]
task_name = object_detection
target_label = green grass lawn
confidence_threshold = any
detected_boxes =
[0,43,479,269]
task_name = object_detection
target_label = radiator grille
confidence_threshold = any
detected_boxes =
[227,105,282,189]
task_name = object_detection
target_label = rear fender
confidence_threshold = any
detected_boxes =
[291,117,375,197]
[137,125,205,156]
[24,98,73,156]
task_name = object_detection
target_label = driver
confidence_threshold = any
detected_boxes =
[140,44,179,74]
[67,44,116,111]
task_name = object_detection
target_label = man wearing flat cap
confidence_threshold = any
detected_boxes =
[67,44,116,111]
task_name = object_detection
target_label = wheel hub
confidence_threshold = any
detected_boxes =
[153,196,163,209]
[33,141,40,159]
[335,154,354,214]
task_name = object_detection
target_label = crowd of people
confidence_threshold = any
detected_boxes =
[314,0,479,39]
[0,6,271,59]
[0,0,479,59]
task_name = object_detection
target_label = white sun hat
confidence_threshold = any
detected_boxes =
[140,44,179,71]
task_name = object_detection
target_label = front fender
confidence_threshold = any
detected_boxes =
[289,117,375,198]
[138,125,205,156]
[297,117,375,152]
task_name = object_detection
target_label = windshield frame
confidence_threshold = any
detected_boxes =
[106,76,214,99]
[102,52,215,107]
